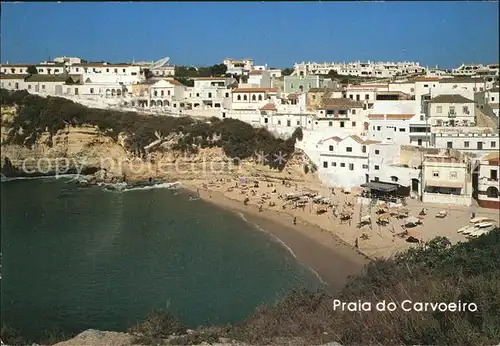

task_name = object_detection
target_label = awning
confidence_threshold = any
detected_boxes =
[425,180,464,189]
[361,181,399,192]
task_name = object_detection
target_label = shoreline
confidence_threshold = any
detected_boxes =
[183,184,369,292]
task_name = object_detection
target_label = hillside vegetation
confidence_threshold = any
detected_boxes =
[0,89,302,171]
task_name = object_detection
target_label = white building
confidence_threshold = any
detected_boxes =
[476,152,500,209]
[293,60,424,78]
[247,70,272,88]
[1,63,66,75]
[367,100,431,147]
[313,98,368,135]
[431,128,499,158]
[223,58,254,75]
[427,94,476,127]
[318,135,380,188]
[422,152,472,206]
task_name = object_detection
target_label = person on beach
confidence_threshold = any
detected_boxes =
[148,177,152,184]
[355,238,359,249]
[293,217,297,225]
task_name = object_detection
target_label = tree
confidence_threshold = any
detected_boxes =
[282,68,294,76]
[210,63,227,76]
[27,66,38,75]
[241,75,249,83]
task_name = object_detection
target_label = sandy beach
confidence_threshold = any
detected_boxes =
[185,185,368,291]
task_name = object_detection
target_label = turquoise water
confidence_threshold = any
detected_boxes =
[0,178,321,340]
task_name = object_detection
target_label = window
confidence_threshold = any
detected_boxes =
[28,85,31,89]
[258,95,263,101]
[374,177,379,182]
[491,141,496,148]
[391,176,398,182]
[449,171,457,179]
[491,169,498,180]
[349,95,353,99]
[323,161,328,168]
[225,93,229,98]
[329,145,334,151]
[106,68,110,72]
[346,147,352,152]
[340,121,345,128]
[90,88,94,94]
[418,139,422,146]
[449,106,455,114]
[362,145,366,153]
[332,162,337,167]
[374,165,380,170]
[287,120,291,127]
[328,121,332,127]
[377,126,381,131]
[447,142,453,148]
[349,163,354,171]
[208,92,212,98]
[463,106,469,114]
[399,128,406,132]
[243,95,248,101]
[278,120,281,125]
[340,163,345,167]
[356,95,360,101]
[436,106,442,114]
[251,94,256,101]
[114,68,118,73]
[424,84,429,87]
[410,88,415,92]
[237,95,241,101]
[161,90,164,97]
[264,118,268,124]
[123,69,126,73]
[375,150,380,154]
[75,68,79,72]
[297,121,300,125]
[196,93,200,97]
[433,171,439,178]
[464,141,469,148]
[352,121,356,127]
[352,109,356,115]
[41,84,45,90]
[362,164,368,169]
[478,142,483,150]
[365,94,369,100]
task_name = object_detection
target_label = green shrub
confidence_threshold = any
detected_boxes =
[128,309,186,345]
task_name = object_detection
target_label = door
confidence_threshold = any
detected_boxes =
[55,85,62,95]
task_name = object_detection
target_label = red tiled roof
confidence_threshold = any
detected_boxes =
[260,103,277,111]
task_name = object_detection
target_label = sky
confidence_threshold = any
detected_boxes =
[1,1,499,69]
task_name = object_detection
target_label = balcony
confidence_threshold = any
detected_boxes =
[448,111,456,118]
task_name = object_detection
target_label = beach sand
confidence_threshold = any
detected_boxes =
[123,148,498,288]
[188,186,368,292]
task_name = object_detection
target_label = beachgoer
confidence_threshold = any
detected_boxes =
[293,217,297,225]
[355,238,359,249]
[471,212,476,219]
[148,177,152,184]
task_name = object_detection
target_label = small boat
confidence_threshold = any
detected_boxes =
[470,217,496,224]
[467,225,497,238]
[436,210,448,218]
[188,196,200,201]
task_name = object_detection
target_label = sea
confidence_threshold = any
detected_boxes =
[0,177,321,341]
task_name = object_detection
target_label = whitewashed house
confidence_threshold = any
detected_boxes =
[247,70,272,88]
[422,152,472,206]
[318,135,380,188]
[476,152,500,209]
[223,58,254,75]
[367,100,431,147]
[313,98,368,135]
[427,94,476,127]
[0,74,29,90]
